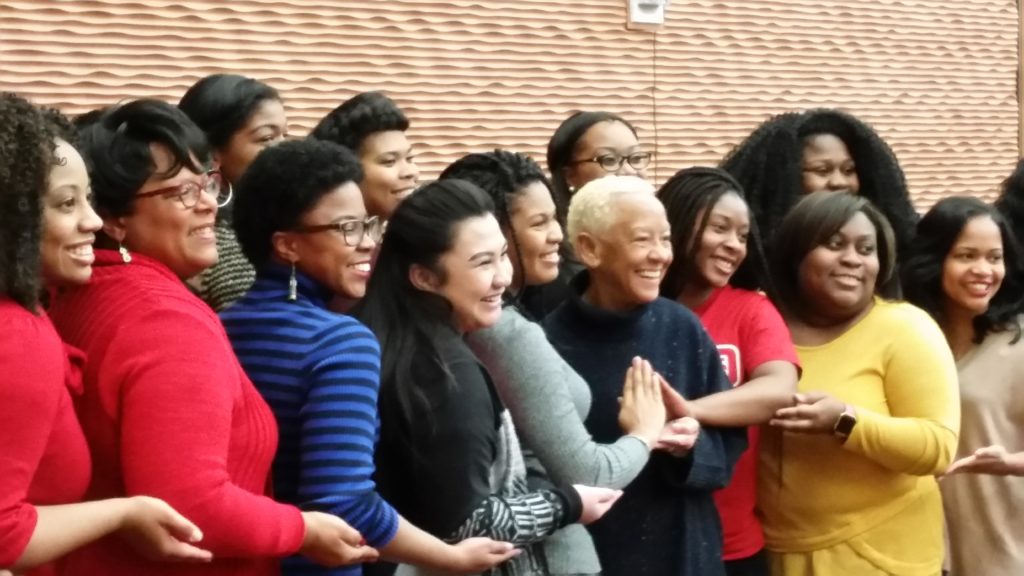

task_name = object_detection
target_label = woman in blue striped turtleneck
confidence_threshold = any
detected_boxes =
[220,138,518,576]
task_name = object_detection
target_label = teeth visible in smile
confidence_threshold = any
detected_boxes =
[69,245,93,257]
[638,270,661,279]
[351,262,371,272]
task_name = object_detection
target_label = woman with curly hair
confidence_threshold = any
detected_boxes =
[720,108,919,277]
[901,196,1024,576]
[0,93,212,575]
[47,98,378,576]
[179,73,289,311]
[309,91,419,222]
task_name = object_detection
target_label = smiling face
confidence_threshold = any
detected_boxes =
[507,181,563,289]
[358,130,419,220]
[427,214,512,333]
[583,193,673,311]
[797,211,879,321]
[41,139,103,287]
[941,215,1005,319]
[110,143,219,278]
[801,133,860,195]
[284,182,376,299]
[690,192,750,291]
[565,120,645,191]
[217,98,288,184]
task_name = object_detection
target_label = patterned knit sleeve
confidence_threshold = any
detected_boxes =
[401,341,581,545]
[300,319,400,548]
[467,309,650,489]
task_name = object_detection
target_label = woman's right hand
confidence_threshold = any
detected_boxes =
[300,511,380,567]
[118,496,213,562]
[572,485,623,525]
[448,537,521,573]
[617,357,666,447]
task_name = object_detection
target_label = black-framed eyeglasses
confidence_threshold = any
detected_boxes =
[293,216,383,247]
[136,170,232,209]
[570,151,653,173]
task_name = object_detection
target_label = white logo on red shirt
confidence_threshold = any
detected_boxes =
[717,344,741,387]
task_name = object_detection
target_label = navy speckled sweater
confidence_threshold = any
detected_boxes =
[543,272,747,576]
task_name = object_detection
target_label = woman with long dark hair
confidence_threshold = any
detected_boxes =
[721,108,918,276]
[657,167,799,576]
[901,196,1024,576]
[357,179,621,576]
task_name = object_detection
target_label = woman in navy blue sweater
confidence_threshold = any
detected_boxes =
[220,139,518,576]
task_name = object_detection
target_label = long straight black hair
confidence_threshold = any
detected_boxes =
[355,179,495,429]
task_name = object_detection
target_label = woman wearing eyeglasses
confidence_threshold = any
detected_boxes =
[526,112,654,319]
[48,100,379,576]
[221,139,518,576]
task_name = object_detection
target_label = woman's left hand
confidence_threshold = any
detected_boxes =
[943,445,1024,477]
[769,392,846,435]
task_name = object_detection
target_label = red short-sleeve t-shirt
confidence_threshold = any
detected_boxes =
[693,285,799,560]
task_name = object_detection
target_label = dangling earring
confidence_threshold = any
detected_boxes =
[287,263,297,302]
[118,243,132,264]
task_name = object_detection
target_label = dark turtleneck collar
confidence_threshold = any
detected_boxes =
[252,261,334,310]
[558,269,655,342]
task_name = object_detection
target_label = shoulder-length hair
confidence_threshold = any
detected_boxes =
[769,191,898,318]
[902,196,1023,342]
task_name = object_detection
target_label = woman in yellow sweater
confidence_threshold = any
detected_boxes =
[759,191,960,576]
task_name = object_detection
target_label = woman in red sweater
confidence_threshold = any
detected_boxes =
[0,95,214,575]
[46,99,378,576]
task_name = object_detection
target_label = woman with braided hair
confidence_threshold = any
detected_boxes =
[440,150,674,576]
[720,108,918,286]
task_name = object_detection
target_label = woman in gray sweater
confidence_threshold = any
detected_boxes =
[439,151,670,575]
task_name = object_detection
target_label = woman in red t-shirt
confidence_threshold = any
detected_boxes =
[0,95,214,575]
[657,167,800,576]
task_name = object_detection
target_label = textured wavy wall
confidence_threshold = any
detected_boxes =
[0,0,1018,208]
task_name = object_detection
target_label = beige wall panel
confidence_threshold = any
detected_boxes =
[0,0,1018,209]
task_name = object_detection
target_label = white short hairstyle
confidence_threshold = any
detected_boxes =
[566,175,656,248]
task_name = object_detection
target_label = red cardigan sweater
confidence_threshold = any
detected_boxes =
[0,299,91,576]
[49,250,306,576]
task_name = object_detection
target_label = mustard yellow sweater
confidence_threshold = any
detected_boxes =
[759,299,960,573]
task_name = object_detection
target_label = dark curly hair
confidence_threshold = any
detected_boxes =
[308,91,409,152]
[995,158,1024,248]
[78,99,210,218]
[440,150,552,284]
[721,108,918,262]
[179,74,280,151]
[657,166,772,300]
[232,138,364,269]
[0,92,54,311]
[902,196,1023,343]
[546,110,638,227]
[769,191,898,319]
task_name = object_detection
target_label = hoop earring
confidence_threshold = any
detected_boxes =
[288,263,298,302]
[118,243,132,264]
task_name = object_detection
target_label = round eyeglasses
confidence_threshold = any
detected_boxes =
[136,170,232,209]
[293,216,384,247]
[570,151,653,173]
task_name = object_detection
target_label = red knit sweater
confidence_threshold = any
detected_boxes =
[49,250,305,576]
[0,299,91,576]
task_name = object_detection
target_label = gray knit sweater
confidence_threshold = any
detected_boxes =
[467,306,651,575]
